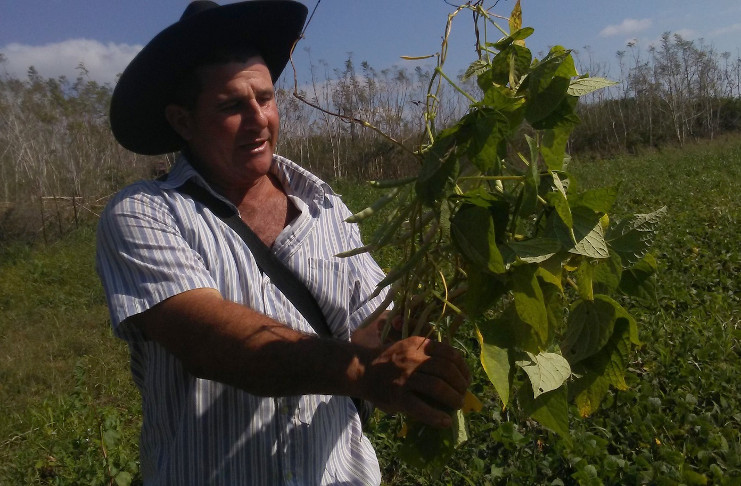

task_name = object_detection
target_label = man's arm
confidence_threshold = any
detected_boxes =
[130,288,470,428]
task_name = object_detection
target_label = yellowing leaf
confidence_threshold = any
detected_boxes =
[476,312,518,407]
[462,390,483,414]
[509,1,523,40]
[571,319,632,416]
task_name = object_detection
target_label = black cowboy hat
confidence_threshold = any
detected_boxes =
[110,0,307,155]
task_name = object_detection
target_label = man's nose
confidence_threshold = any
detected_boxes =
[242,99,268,128]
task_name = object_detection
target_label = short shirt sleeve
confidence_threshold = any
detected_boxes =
[95,182,218,342]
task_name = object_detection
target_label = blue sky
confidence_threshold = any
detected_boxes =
[1,0,740,86]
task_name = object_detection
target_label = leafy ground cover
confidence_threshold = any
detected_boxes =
[0,136,738,485]
[0,227,142,484]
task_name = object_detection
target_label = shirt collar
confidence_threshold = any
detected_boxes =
[157,153,335,208]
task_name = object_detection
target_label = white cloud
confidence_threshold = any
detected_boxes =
[0,39,142,85]
[673,29,699,41]
[599,18,652,38]
[709,22,741,37]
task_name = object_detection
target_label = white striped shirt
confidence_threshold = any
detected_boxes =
[96,154,387,485]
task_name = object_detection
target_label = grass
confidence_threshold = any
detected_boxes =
[0,226,141,484]
[0,136,739,484]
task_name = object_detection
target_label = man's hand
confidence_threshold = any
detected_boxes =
[351,311,400,348]
[351,310,430,348]
[357,336,471,428]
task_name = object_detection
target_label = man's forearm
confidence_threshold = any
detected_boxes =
[130,287,470,428]
[129,287,371,398]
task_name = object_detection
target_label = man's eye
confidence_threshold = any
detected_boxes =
[220,102,240,111]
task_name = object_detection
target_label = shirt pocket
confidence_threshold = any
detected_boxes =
[300,257,351,340]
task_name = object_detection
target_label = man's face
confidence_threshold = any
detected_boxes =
[168,56,280,190]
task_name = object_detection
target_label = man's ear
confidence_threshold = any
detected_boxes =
[165,104,193,142]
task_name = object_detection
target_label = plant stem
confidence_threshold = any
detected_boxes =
[459,175,525,181]
[435,67,478,104]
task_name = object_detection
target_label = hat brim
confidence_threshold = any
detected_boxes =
[110,1,307,155]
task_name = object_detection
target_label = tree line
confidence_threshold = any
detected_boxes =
[1,33,739,243]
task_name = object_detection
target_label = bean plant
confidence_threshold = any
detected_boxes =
[334,1,665,470]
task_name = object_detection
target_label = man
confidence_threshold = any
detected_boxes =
[98,1,470,484]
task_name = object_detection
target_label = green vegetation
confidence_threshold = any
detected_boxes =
[1,1,739,482]
[0,227,141,484]
[337,4,668,469]
[1,138,735,484]
[365,137,741,485]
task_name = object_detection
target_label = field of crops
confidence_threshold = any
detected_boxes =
[0,136,739,485]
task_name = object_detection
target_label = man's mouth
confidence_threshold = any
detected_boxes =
[241,140,268,152]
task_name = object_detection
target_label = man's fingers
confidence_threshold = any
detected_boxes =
[407,372,466,411]
[423,340,472,384]
[403,393,453,428]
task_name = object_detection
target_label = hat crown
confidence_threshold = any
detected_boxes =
[181,1,220,21]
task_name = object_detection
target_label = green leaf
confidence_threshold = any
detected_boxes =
[516,351,572,398]
[506,238,561,263]
[463,58,490,81]
[512,264,548,346]
[103,428,121,449]
[541,126,571,171]
[607,206,666,266]
[545,171,572,228]
[524,47,576,124]
[619,253,658,303]
[574,258,594,301]
[530,93,580,131]
[464,268,507,318]
[592,251,623,294]
[452,189,510,243]
[491,27,535,51]
[551,207,609,259]
[567,77,618,96]
[452,205,506,274]
[398,420,456,475]
[536,254,565,291]
[476,317,516,407]
[680,468,709,486]
[416,129,460,206]
[542,280,564,343]
[460,108,510,172]
[480,83,526,130]
[561,295,617,364]
[570,318,632,417]
[571,209,609,258]
[517,148,540,219]
[518,384,572,445]
[484,43,532,87]
[114,471,134,486]
[570,185,620,214]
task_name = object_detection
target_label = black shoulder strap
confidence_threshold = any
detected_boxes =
[177,180,332,338]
